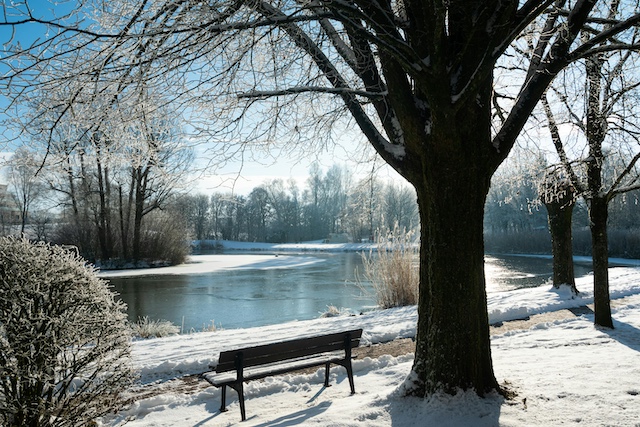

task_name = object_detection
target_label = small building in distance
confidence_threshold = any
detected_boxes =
[0,184,21,225]
[324,233,352,244]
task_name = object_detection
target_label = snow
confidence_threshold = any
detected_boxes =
[99,240,377,278]
[100,244,640,426]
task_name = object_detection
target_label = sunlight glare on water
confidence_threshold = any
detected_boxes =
[485,255,538,293]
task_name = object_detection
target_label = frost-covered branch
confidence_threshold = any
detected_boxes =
[238,86,387,99]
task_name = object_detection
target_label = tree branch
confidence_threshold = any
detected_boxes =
[237,86,387,99]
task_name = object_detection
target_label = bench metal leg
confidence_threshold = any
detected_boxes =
[346,361,355,394]
[237,383,246,421]
[220,385,228,412]
[324,362,331,387]
[228,382,247,421]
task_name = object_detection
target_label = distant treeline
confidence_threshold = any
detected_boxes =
[180,164,419,244]
[180,161,640,259]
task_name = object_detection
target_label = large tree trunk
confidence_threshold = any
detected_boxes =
[406,81,500,396]
[411,161,498,395]
[590,196,613,328]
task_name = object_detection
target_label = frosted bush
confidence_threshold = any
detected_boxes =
[319,305,351,318]
[131,316,180,338]
[0,237,136,427]
[359,225,419,309]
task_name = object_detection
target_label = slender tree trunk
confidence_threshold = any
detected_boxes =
[590,196,613,327]
[118,186,130,260]
[132,168,145,262]
[20,193,27,235]
[126,171,136,257]
[95,157,112,260]
[78,151,98,259]
[65,157,80,221]
[586,51,613,328]
[104,166,113,254]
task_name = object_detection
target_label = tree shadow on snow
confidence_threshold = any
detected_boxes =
[386,390,505,427]
[569,305,640,352]
[600,319,640,353]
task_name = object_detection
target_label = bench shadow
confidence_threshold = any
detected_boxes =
[568,305,594,316]
[251,400,332,427]
[306,384,329,404]
[200,386,332,427]
[192,412,222,426]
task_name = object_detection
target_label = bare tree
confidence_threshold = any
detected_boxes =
[7,147,44,235]
[539,167,579,294]
[3,0,640,397]
[186,194,212,240]
[384,183,419,233]
[246,186,271,242]
[541,12,640,327]
[346,174,384,242]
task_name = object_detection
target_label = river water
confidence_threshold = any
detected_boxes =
[108,253,593,333]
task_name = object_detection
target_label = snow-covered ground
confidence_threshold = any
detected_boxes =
[100,245,640,426]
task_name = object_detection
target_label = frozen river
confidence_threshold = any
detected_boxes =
[107,252,593,332]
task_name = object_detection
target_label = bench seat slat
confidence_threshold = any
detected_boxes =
[203,351,347,386]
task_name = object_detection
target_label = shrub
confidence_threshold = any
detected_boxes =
[360,225,419,309]
[136,210,190,266]
[0,237,136,427]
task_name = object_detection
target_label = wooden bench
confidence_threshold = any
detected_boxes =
[202,328,363,421]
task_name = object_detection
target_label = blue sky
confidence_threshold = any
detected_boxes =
[0,1,405,193]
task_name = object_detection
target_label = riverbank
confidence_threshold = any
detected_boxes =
[124,304,599,402]
[101,264,640,426]
[195,239,378,252]
[99,240,375,278]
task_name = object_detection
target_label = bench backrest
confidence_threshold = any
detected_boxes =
[216,328,363,373]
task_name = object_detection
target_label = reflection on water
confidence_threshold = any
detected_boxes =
[108,252,593,332]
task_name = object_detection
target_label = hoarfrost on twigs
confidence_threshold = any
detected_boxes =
[0,237,136,427]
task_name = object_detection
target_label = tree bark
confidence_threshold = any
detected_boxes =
[118,185,131,260]
[405,80,500,396]
[542,180,578,293]
[586,50,613,328]
[95,155,112,261]
[546,201,577,292]
[590,196,613,328]
[132,167,147,263]
[411,159,498,395]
